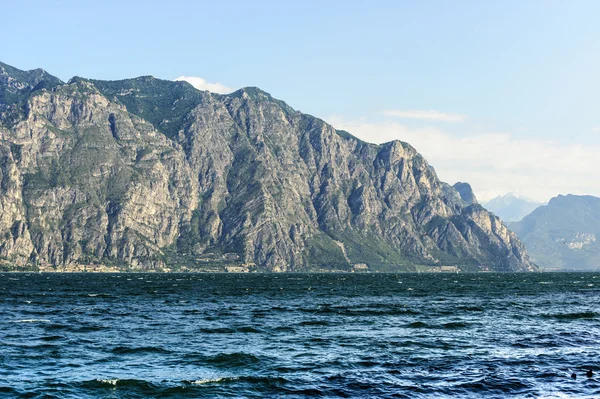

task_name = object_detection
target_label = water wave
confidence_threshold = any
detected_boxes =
[111,346,171,355]
[2,272,600,398]
[10,319,50,323]
[542,311,599,320]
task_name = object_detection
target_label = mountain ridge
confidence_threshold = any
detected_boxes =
[0,61,536,272]
[510,194,600,270]
[482,193,545,223]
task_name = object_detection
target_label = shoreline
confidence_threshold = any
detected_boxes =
[2,269,593,274]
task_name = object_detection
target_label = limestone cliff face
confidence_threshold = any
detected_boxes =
[0,62,536,272]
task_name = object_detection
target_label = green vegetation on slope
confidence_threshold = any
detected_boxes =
[511,195,600,270]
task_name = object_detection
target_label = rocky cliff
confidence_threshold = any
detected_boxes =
[0,62,536,272]
[453,182,477,205]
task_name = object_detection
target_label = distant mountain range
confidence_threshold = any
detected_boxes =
[0,61,536,272]
[482,193,545,223]
[510,194,600,270]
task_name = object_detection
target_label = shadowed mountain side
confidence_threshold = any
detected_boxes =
[453,182,477,205]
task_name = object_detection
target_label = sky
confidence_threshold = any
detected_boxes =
[2,0,600,202]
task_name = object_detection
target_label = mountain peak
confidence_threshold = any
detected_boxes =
[133,75,157,82]
[483,193,545,223]
[229,86,272,99]
[66,76,85,84]
[0,61,63,106]
[0,61,61,82]
[226,86,297,116]
[453,182,478,205]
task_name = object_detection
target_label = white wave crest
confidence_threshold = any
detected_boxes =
[12,319,50,323]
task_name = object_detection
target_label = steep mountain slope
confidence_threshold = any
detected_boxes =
[0,61,63,125]
[0,61,63,102]
[482,193,544,222]
[510,195,600,270]
[453,182,477,205]
[0,62,536,272]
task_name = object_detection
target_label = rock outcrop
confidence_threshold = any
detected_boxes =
[453,182,477,205]
[0,62,537,272]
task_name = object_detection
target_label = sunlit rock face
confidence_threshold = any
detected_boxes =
[0,61,536,272]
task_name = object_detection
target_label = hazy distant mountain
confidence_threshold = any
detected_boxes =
[510,195,600,270]
[0,61,536,272]
[482,193,545,222]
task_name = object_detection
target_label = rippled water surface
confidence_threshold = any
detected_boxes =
[1,272,600,398]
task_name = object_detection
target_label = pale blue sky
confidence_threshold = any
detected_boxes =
[2,0,600,200]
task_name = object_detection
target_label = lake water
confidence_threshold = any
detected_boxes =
[1,272,599,398]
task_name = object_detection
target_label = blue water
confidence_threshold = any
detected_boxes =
[1,272,599,398]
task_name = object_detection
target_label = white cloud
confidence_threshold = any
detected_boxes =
[174,76,234,94]
[592,127,600,133]
[381,109,467,122]
[327,115,600,202]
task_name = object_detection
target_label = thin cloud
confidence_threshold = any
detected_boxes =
[174,76,234,94]
[381,109,467,122]
[592,127,600,133]
[326,115,600,202]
